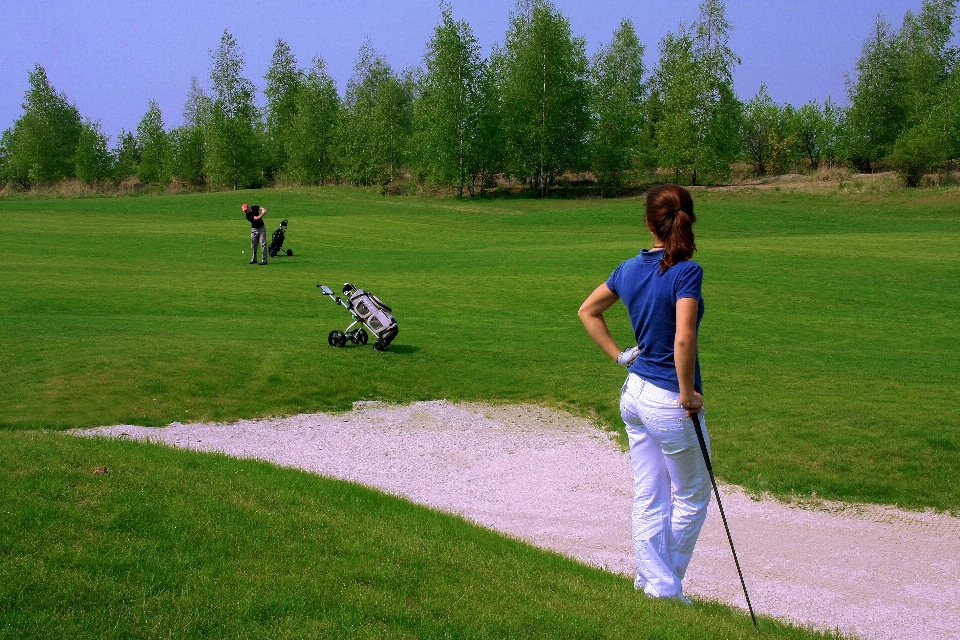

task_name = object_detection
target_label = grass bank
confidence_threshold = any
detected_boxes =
[0,431,841,639]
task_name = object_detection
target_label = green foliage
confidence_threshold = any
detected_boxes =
[166,77,210,187]
[183,75,212,130]
[3,4,959,192]
[206,30,263,190]
[650,0,742,185]
[821,99,845,168]
[414,5,486,196]
[741,84,778,175]
[0,65,83,188]
[287,57,341,185]
[263,39,303,180]
[497,0,591,195]
[136,100,169,185]
[795,99,842,170]
[890,70,960,185]
[741,86,802,176]
[843,16,912,171]
[111,129,140,183]
[166,125,206,187]
[889,123,941,185]
[650,30,698,180]
[0,129,14,187]
[73,120,113,185]
[470,54,506,194]
[378,70,415,181]
[770,106,801,174]
[589,19,647,196]
[899,0,958,120]
[844,1,957,175]
[888,0,960,184]
[339,40,413,186]
[693,0,743,180]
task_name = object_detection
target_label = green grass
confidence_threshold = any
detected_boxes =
[2,186,959,511]
[0,430,841,639]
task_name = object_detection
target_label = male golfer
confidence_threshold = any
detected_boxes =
[242,203,268,265]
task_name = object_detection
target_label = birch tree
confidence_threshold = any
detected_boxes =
[589,18,647,195]
[206,30,263,190]
[0,65,83,188]
[888,0,958,183]
[842,15,908,171]
[498,0,590,195]
[167,77,211,186]
[112,129,140,182]
[264,39,303,179]
[74,120,112,185]
[339,40,412,186]
[795,98,842,170]
[136,100,169,184]
[470,55,505,194]
[650,0,741,184]
[288,57,341,185]
[741,84,778,175]
[414,5,484,195]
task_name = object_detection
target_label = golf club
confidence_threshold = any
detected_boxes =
[691,412,759,631]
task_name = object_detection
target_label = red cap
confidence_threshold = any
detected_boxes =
[241,203,249,211]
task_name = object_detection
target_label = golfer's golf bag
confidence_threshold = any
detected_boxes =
[317,282,399,351]
[268,220,293,257]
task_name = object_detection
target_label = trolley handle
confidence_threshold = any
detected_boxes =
[317,284,351,310]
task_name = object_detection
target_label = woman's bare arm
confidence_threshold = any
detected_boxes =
[675,297,702,413]
[578,283,623,362]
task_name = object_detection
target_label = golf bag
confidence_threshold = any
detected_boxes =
[268,220,293,257]
[317,282,399,351]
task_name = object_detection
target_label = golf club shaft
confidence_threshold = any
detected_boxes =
[691,412,759,630]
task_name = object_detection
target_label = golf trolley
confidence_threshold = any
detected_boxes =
[317,283,399,351]
[268,220,293,257]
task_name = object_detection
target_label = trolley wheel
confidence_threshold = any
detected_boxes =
[348,331,359,344]
[286,249,293,256]
[328,330,339,346]
[357,329,369,345]
[337,332,348,347]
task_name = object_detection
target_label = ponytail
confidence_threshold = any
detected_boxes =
[644,185,697,273]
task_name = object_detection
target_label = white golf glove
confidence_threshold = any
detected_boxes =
[617,346,639,367]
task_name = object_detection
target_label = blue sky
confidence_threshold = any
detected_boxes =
[1,1,942,141]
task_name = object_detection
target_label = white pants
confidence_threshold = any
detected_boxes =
[620,373,711,599]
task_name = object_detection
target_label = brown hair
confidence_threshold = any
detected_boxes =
[644,184,697,273]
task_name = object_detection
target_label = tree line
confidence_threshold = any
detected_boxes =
[2,0,957,196]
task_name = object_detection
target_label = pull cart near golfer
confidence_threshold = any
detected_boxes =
[268,219,293,257]
[317,283,399,351]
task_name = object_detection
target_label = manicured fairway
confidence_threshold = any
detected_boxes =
[2,186,959,511]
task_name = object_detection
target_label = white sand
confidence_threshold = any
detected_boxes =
[74,401,960,640]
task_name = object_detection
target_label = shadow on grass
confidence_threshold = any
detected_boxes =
[384,344,420,355]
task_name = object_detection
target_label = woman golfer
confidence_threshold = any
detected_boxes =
[578,184,709,604]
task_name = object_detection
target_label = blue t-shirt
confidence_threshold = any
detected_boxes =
[606,249,704,394]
